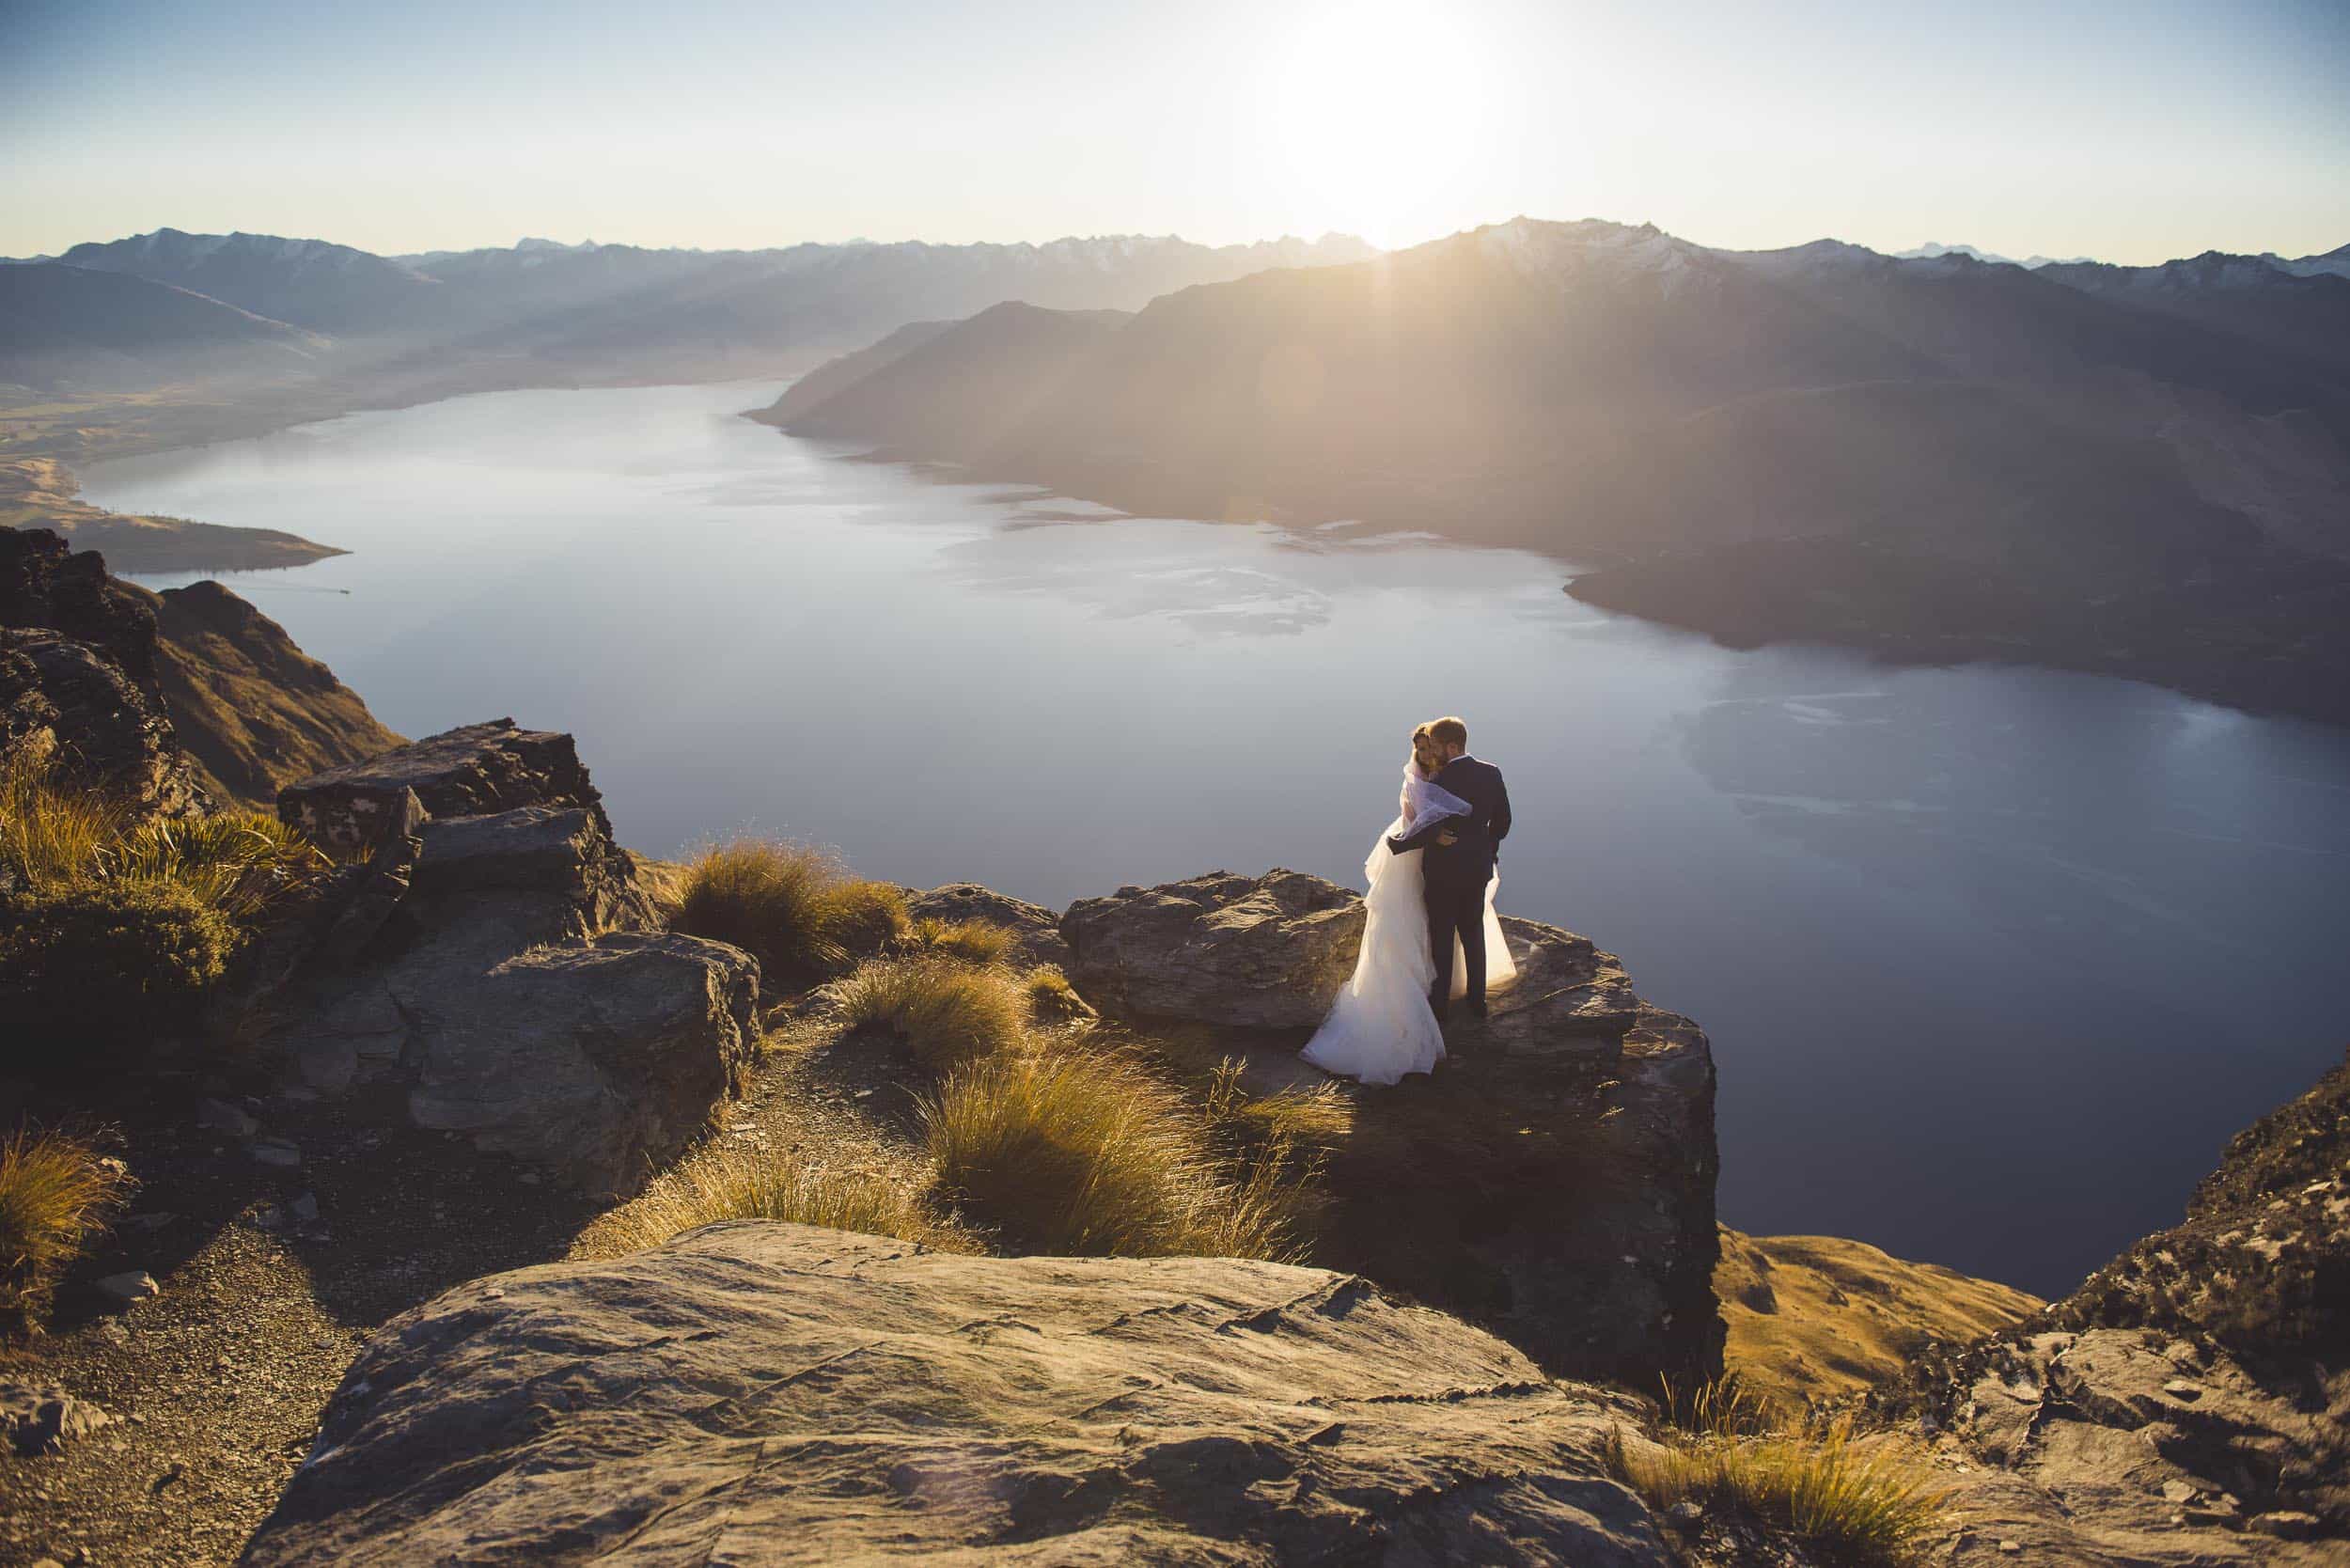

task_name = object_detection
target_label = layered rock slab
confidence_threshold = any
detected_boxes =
[1057,870,1723,1388]
[265,723,752,1196]
[243,1223,1679,1567]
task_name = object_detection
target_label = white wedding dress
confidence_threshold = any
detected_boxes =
[1301,762,1516,1085]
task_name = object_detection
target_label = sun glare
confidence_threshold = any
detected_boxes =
[1266,3,1498,246]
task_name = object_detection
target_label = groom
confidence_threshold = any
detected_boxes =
[1386,715,1512,1021]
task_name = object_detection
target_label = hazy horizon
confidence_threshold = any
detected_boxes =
[5,0,2345,265]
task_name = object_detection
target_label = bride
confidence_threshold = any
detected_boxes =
[1302,726,1515,1085]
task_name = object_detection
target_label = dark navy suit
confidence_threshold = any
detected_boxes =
[1386,755,1512,1015]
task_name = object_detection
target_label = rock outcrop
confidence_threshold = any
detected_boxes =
[0,525,396,814]
[0,527,205,815]
[1904,1046,2350,1561]
[906,880,1071,966]
[244,1222,1680,1567]
[1061,869,1364,1027]
[0,628,204,819]
[262,722,756,1197]
[1058,869,1723,1389]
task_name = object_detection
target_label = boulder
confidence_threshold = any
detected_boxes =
[1059,869,1364,1027]
[258,725,748,1197]
[1056,869,1722,1389]
[277,718,612,856]
[906,881,1070,966]
[244,1223,1679,1567]
[404,933,759,1194]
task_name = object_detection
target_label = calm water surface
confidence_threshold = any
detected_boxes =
[87,382,2350,1295]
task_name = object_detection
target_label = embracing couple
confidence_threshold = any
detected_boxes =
[1302,715,1514,1087]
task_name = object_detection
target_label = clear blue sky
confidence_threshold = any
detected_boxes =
[4,0,2345,261]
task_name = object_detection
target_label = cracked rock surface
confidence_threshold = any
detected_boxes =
[243,1222,1682,1566]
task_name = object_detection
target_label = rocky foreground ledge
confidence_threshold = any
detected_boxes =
[243,1224,1681,1567]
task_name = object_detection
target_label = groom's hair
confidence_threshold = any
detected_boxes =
[1428,716,1468,749]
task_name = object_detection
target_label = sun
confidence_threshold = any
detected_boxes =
[1264,2,1499,246]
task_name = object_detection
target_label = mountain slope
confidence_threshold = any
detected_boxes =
[757,303,1129,461]
[750,319,957,426]
[0,263,325,390]
[135,578,403,804]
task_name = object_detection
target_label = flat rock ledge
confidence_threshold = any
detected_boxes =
[244,1223,1679,1567]
[1059,870,1722,1388]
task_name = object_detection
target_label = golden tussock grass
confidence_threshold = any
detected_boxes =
[1200,1056,1354,1152]
[670,839,907,985]
[570,1141,971,1261]
[0,1124,135,1322]
[1020,963,1091,1022]
[905,916,1018,965]
[2,755,327,918]
[921,1045,1312,1262]
[824,956,1030,1072]
[1606,1378,1950,1565]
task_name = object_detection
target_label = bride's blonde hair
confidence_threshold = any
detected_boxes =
[1408,724,1440,775]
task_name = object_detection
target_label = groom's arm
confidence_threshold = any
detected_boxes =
[1490,771,1512,845]
[1386,818,1453,855]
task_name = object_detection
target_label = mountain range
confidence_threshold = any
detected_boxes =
[759,216,2350,722]
[0,227,1376,392]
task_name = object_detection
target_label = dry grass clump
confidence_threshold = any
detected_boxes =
[906,916,1017,965]
[670,839,907,985]
[921,1046,1309,1261]
[0,1124,134,1322]
[1607,1378,1950,1565]
[570,1142,968,1261]
[110,809,330,918]
[1200,1057,1354,1152]
[1,755,326,917]
[1021,963,1091,1023]
[825,956,1029,1072]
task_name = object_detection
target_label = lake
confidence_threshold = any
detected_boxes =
[86,380,2350,1297]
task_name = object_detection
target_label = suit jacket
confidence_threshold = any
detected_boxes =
[1387,755,1511,887]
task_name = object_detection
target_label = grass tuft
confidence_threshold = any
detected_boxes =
[569,1142,968,1260]
[921,1046,1308,1261]
[670,839,907,986]
[1607,1377,1950,1565]
[905,916,1018,965]
[1020,963,1092,1023]
[0,1124,135,1323]
[109,808,331,919]
[825,957,1029,1072]
[1200,1056,1354,1152]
